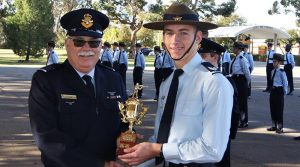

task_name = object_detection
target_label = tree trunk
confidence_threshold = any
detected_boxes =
[25,41,31,62]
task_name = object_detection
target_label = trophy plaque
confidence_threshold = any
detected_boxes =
[117,83,149,155]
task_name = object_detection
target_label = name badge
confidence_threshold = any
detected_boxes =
[61,94,77,100]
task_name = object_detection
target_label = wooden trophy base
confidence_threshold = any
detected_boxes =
[117,130,137,155]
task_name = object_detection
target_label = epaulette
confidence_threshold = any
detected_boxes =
[97,63,115,71]
[201,62,220,74]
[239,56,243,59]
[38,64,60,72]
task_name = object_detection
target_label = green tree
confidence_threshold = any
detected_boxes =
[268,0,300,24]
[3,0,55,61]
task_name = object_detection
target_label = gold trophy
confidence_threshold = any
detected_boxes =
[117,83,149,155]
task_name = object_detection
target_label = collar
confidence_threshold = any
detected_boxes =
[75,67,95,80]
[181,53,202,76]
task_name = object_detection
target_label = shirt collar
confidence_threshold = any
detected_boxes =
[181,53,202,76]
[75,67,95,80]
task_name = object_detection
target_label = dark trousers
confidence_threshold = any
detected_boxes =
[161,68,174,80]
[113,61,119,70]
[222,62,230,76]
[101,61,112,68]
[154,68,163,97]
[167,162,213,167]
[133,67,143,97]
[232,75,248,124]
[284,64,294,92]
[216,140,231,167]
[269,87,284,126]
[266,63,274,90]
[118,64,127,88]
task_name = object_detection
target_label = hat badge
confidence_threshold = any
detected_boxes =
[81,13,94,29]
[173,16,182,21]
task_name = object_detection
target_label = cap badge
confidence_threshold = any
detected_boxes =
[81,13,94,29]
[173,16,182,21]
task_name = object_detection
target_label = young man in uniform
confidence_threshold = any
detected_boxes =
[46,41,59,65]
[267,53,288,133]
[153,45,163,100]
[118,3,233,167]
[29,8,127,167]
[133,43,145,98]
[283,44,295,95]
[100,41,113,67]
[263,42,275,92]
[112,42,120,69]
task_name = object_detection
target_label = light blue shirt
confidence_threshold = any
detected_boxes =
[139,53,233,166]
[47,50,59,65]
[161,50,174,68]
[222,51,231,63]
[100,48,113,64]
[115,49,128,68]
[154,53,163,68]
[112,49,120,62]
[230,51,251,84]
[134,51,145,69]
[271,67,288,94]
[266,50,275,64]
[284,51,295,68]
[243,51,254,73]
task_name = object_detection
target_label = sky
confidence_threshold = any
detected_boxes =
[163,0,298,30]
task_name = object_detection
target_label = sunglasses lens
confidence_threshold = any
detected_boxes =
[73,39,85,47]
[88,41,101,48]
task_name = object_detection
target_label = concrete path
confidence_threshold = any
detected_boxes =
[0,61,299,166]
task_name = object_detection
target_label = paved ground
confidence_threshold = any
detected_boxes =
[0,62,300,167]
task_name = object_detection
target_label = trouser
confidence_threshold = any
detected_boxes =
[154,68,163,97]
[161,68,174,80]
[133,67,143,97]
[284,64,294,92]
[266,63,274,90]
[101,61,112,68]
[113,61,119,70]
[118,64,127,88]
[216,139,231,167]
[269,87,284,127]
[222,62,230,76]
[232,75,248,124]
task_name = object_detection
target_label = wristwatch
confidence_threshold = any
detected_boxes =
[160,144,164,158]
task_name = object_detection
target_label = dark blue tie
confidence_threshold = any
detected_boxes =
[156,69,184,164]
[82,75,95,97]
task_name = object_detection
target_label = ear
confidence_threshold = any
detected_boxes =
[196,31,202,44]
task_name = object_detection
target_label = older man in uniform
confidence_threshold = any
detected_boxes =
[118,3,233,167]
[28,8,127,167]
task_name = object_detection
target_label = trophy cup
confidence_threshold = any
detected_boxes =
[117,83,149,155]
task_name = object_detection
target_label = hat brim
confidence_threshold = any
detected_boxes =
[143,21,218,31]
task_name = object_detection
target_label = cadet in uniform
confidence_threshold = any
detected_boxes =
[119,3,233,166]
[46,41,59,65]
[112,42,120,69]
[133,43,145,98]
[263,42,275,92]
[230,42,250,128]
[243,44,254,97]
[161,42,175,80]
[115,42,128,87]
[154,45,163,100]
[199,38,240,167]
[267,53,288,133]
[221,45,231,75]
[100,41,113,67]
[29,8,127,167]
[283,44,295,95]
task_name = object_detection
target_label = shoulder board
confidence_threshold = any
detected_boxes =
[38,64,60,72]
[212,71,222,75]
[280,69,284,72]
[201,62,219,73]
[97,63,115,71]
[239,56,243,59]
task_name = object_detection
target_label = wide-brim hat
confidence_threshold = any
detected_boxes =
[273,53,284,62]
[199,38,225,54]
[143,3,218,31]
[233,42,245,49]
[60,8,109,38]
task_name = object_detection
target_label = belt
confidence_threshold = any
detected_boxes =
[167,162,213,167]
[232,74,245,77]
[272,86,283,89]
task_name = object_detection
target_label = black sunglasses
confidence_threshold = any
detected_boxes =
[69,37,101,48]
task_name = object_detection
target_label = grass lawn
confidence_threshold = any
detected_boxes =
[0,49,155,67]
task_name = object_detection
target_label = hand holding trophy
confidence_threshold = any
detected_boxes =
[117,83,149,155]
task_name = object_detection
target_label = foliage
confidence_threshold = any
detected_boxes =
[3,0,55,61]
[268,0,300,24]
